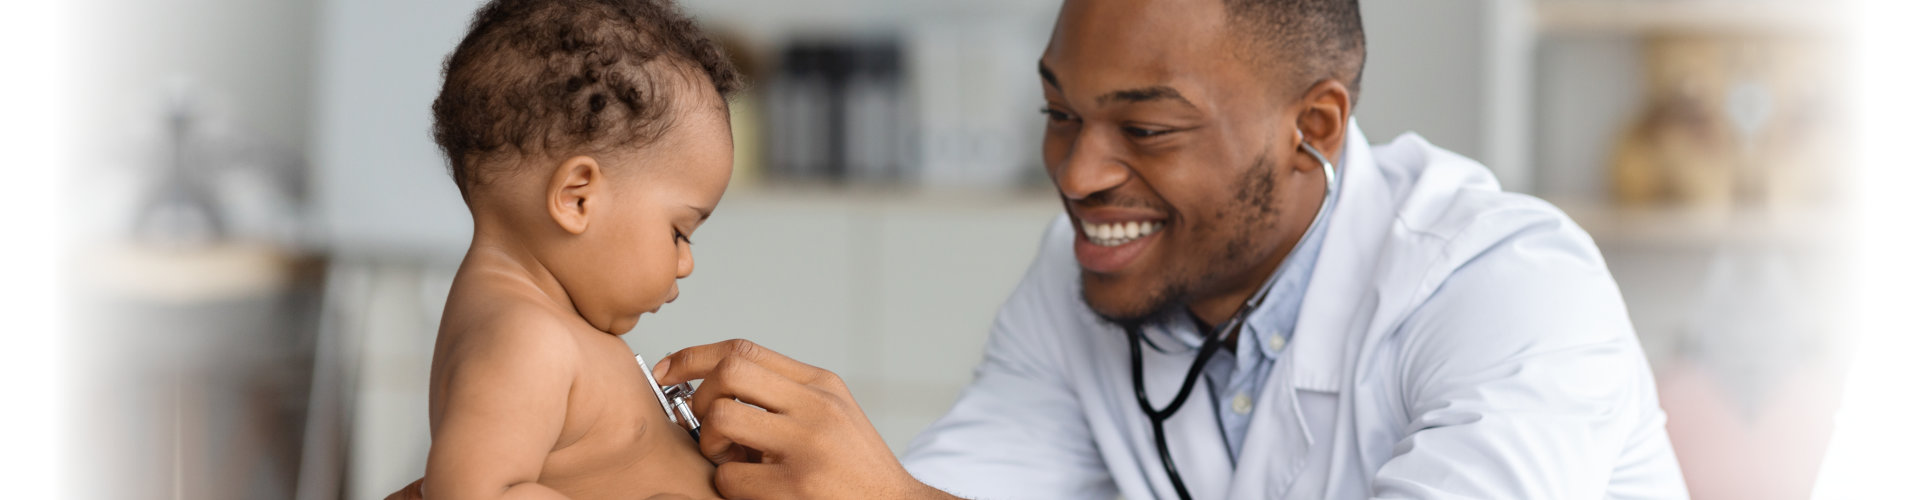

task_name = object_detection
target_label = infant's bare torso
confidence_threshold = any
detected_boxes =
[429,277,718,500]
[535,327,717,499]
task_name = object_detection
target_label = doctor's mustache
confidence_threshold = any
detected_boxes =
[1070,190,1172,214]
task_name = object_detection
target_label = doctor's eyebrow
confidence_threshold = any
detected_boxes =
[1097,86,1194,108]
[1039,61,1196,110]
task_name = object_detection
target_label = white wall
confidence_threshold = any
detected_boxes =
[311,0,485,256]
[1357,0,1534,191]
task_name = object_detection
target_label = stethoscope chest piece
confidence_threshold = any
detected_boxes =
[636,353,704,441]
[661,381,701,441]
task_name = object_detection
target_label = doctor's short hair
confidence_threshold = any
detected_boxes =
[1223,0,1367,106]
[431,0,743,201]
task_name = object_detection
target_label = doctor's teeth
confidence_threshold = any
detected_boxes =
[1081,221,1164,246]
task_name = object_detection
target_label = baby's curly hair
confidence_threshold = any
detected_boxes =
[432,0,743,200]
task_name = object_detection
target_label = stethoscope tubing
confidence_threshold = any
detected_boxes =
[1126,140,1338,500]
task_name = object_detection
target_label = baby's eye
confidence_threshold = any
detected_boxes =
[1040,107,1074,124]
[673,229,692,245]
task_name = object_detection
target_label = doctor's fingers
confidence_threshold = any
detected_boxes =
[655,339,838,389]
[713,462,792,500]
[699,398,801,464]
[686,353,829,418]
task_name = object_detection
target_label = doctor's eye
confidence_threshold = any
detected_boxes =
[1122,126,1171,139]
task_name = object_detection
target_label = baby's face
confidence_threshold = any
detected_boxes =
[573,92,733,334]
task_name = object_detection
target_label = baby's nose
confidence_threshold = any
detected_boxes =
[677,253,695,279]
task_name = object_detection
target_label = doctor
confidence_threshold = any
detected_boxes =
[651,0,1689,498]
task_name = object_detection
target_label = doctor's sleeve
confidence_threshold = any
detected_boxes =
[900,218,1118,500]
[1367,222,1687,500]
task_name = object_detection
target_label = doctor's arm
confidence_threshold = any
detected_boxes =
[1367,232,1682,499]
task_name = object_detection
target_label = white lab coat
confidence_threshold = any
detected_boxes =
[901,123,1689,499]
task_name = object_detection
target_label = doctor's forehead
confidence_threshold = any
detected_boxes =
[1042,0,1241,100]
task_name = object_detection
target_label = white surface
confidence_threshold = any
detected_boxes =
[1811,0,1920,497]
[1534,0,1845,35]
[0,2,72,497]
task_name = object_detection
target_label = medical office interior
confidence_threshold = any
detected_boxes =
[15,0,1917,498]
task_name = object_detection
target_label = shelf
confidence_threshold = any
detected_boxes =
[1533,0,1846,36]
[81,243,307,303]
[719,181,1063,213]
[718,187,1844,250]
[1549,198,1842,249]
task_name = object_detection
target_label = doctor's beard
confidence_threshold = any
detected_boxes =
[1084,151,1286,333]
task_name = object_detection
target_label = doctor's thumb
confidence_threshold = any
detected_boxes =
[652,357,672,381]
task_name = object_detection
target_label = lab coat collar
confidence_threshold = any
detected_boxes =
[1284,119,1383,393]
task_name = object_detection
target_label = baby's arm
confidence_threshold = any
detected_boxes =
[425,314,575,499]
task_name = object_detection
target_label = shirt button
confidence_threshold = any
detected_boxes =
[1232,393,1253,415]
[1269,335,1287,351]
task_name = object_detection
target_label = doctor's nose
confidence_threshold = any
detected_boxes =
[1052,133,1131,201]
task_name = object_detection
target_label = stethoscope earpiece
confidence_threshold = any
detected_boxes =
[1300,140,1337,190]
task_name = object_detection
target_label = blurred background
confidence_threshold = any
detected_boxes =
[2,0,1916,499]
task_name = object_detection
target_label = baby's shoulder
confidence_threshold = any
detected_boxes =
[437,299,584,377]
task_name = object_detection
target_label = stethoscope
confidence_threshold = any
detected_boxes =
[1123,137,1338,500]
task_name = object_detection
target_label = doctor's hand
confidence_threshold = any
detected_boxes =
[654,339,957,500]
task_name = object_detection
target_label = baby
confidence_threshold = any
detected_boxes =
[417,0,739,498]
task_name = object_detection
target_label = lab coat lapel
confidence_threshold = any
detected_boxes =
[1229,122,1391,499]
[1286,121,1388,394]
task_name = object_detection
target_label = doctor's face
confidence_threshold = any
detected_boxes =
[1041,0,1329,326]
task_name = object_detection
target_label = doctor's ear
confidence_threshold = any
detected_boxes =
[547,155,604,235]
[1292,79,1353,168]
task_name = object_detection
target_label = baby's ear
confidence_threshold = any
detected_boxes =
[547,156,603,235]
